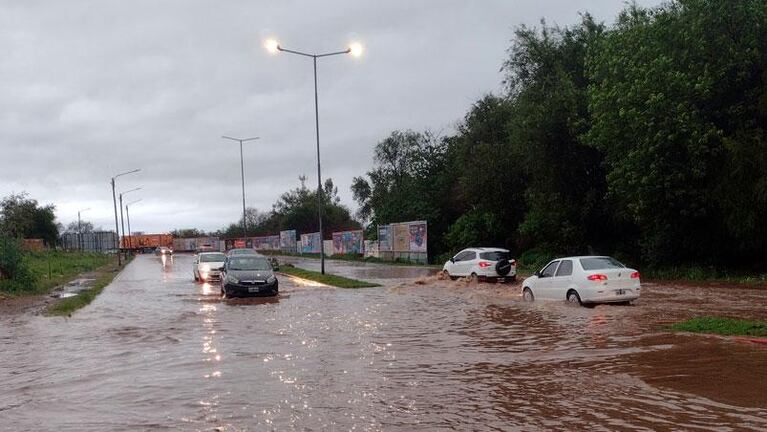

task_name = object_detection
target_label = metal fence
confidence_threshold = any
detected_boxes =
[60,231,118,253]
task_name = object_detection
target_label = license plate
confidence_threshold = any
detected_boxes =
[248,287,260,293]
[616,289,625,295]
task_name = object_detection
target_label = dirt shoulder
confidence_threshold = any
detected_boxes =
[0,259,123,317]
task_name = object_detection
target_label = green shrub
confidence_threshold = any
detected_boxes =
[0,236,36,293]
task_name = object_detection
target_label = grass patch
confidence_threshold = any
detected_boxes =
[1,251,113,296]
[46,257,127,316]
[279,264,380,288]
[669,317,767,337]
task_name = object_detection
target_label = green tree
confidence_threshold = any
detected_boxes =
[0,193,59,246]
[585,0,767,265]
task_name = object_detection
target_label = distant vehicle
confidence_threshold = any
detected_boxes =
[193,252,227,282]
[442,247,516,282]
[155,246,173,256]
[522,256,641,306]
[221,255,278,298]
[226,248,260,257]
[123,233,173,252]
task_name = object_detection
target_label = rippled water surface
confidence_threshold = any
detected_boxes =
[1,255,765,431]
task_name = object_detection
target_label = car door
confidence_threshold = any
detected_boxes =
[535,260,560,299]
[550,259,573,300]
[451,251,474,276]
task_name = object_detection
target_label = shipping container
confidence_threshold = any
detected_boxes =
[121,233,173,251]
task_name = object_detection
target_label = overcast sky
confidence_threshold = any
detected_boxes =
[0,0,660,234]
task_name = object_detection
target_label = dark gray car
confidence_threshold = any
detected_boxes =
[221,255,278,298]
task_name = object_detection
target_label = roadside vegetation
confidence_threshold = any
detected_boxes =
[46,260,123,316]
[1,242,115,296]
[670,317,767,337]
[279,264,380,288]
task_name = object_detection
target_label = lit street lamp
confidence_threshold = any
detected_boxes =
[265,38,362,274]
[77,207,90,251]
[111,169,140,266]
[119,187,142,255]
[221,135,259,238]
[126,198,142,251]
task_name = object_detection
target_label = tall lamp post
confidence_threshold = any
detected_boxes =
[119,187,142,255]
[265,38,362,274]
[77,207,90,251]
[221,135,259,238]
[126,198,142,250]
[111,169,140,266]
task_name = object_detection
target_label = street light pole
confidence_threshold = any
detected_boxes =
[77,208,90,251]
[119,187,142,255]
[126,198,142,251]
[266,39,361,274]
[222,135,259,238]
[111,169,140,266]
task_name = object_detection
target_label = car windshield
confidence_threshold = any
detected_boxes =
[228,256,271,271]
[580,257,625,270]
[200,253,225,262]
[479,251,509,261]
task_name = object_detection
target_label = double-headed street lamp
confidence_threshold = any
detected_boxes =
[119,187,142,253]
[111,169,140,266]
[125,198,142,250]
[222,135,259,238]
[265,38,362,274]
[77,207,90,251]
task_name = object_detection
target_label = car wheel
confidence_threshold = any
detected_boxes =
[567,290,582,306]
[505,275,517,283]
[194,272,199,282]
[522,287,534,302]
[470,273,479,283]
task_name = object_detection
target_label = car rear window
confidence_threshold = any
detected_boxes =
[200,253,226,262]
[579,257,625,270]
[479,251,509,261]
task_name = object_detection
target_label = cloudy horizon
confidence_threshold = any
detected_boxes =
[1,0,659,234]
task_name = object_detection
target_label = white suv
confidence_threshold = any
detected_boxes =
[442,247,516,282]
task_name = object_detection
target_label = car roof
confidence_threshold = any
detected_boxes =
[464,247,509,252]
[551,255,611,260]
[199,251,225,255]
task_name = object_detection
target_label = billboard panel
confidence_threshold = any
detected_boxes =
[378,225,392,251]
[408,222,427,252]
[393,224,410,252]
[332,230,364,255]
[301,232,321,253]
[280,230,297,252]
[252,235,280,250]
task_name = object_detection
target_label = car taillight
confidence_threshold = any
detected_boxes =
[510,259,516,266]
[478,261,493,268]
[587,274,608,281]
[630,271,640,279]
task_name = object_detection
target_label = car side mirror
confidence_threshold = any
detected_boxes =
[534,271,541,277]
[450,258,455,263]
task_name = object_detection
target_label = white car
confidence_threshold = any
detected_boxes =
[193,252,227,282]
[522,256,641,306]
[442,247,516,282]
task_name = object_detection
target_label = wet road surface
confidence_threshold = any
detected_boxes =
[1,254,765,431]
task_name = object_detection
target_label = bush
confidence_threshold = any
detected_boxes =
[0,236,36,293]
[518,248,554,270]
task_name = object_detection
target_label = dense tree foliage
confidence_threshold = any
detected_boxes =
[352,0,767,269]
[0,193,59,246]
[218,178,360,239]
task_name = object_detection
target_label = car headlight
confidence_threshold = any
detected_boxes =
[200,264,211,272]
[267,275,276,284]
[226,275,239,284]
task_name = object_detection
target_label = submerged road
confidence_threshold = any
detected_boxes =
[1,254,766,431]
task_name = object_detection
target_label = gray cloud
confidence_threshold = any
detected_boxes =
[0,0,660,233]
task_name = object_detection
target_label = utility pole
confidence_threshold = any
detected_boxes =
[111,169,140,266]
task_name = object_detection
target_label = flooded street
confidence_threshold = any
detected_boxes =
[1,255,766,431]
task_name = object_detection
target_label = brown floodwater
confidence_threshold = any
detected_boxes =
[0,254,765,431]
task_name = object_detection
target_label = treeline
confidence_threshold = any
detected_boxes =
[353,0,767,269]
[214,178,360,239]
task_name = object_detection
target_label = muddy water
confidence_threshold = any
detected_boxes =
[1,255,765,431]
